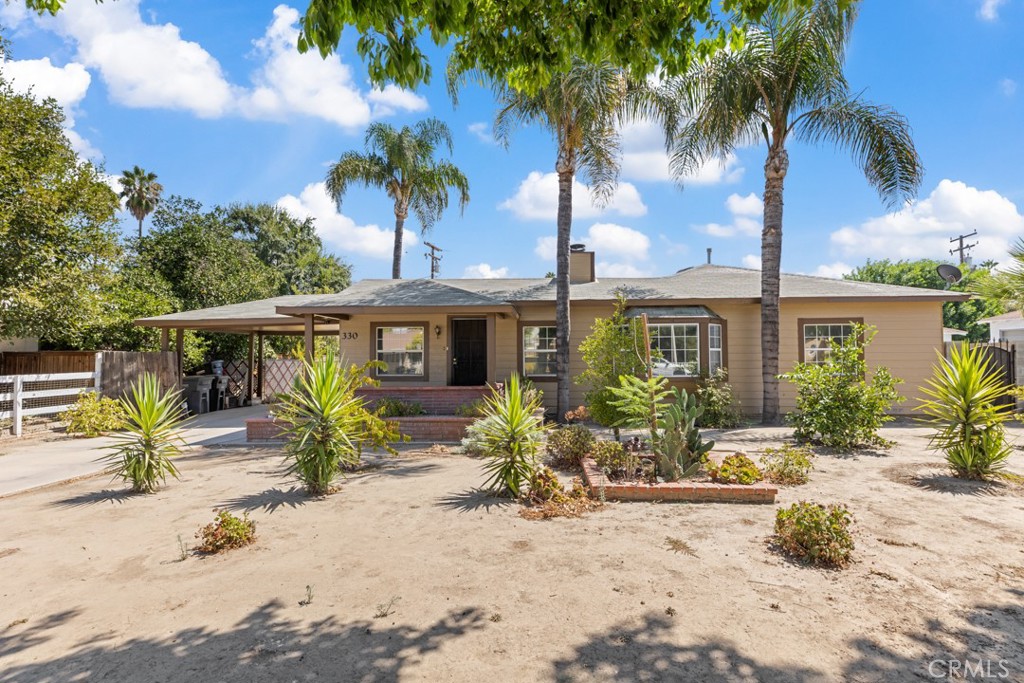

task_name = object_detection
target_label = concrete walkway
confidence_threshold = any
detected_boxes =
[0,406,269,498]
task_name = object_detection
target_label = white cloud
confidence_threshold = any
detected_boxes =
[500,171,647,220]
[809,262,853,279]
[741,254,761,269]
[1000,78,1018,97]
[596,261,655,277]
[276,182,417,260]
[620,120,744,184]
[693,192,763,238]
[533,223,653,277]
[1,56,99,157]
[462,263,509,279]
[534,236,557,261]
[34,1,425,128]
[830,179,1024,265]
[978,0,1007,21]
[467,122,495,144]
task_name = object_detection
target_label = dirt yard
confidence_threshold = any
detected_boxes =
[1,425,1022,682]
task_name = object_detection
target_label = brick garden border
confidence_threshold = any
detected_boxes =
[581,458,777,504]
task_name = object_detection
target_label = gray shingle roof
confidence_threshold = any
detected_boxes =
[136,295,312,324]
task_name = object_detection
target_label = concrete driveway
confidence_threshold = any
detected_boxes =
[0,406,268,497]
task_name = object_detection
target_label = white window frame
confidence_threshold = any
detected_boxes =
[522,325,557,377]
[709,323,723,373]
[375,325,425,376]
[648,323,700,377]
[802,323,855,365]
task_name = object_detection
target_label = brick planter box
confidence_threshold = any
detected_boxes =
[581,458,777,504]
[245,415,474,443]
[355,386,493,415]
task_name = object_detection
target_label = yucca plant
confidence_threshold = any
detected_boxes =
[478,374,547,498]
[918,344,1014,480]
[101,373,187,493]
[276,354,398,496]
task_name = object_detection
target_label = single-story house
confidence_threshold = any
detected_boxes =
[137,248,967,416]
[979,310,1024,345]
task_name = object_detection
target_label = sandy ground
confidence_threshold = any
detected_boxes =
[1,425,1023,682]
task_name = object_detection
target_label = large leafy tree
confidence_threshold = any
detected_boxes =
[118,165,163,238]
[26,1,822,93]
[487,59,630,420]
[664,0,923,423]
[227,203,351,295]
[325,119,469,279]
[846,259,1002,342]
[0,65,120,341]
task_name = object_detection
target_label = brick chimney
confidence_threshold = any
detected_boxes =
[569,243,595,283]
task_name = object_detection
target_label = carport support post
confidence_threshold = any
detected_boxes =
[175,329,184,386]
[246,332,255,405]
[303,314,314,367]
[160,328,169,352]
[257,332,264,399]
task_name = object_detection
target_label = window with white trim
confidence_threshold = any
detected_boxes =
[376,326,424,375]
[523,325,557,376]
[802,323,855,364]
[649,323,699,377]
[709,323,723,373]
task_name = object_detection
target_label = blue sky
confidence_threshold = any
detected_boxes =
[1,0,1022,281]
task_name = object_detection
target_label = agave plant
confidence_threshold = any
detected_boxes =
[478,374,547,498]
[918,344,1014,480]
[276,354,397,495]
[101,373,187,493]
[656,388,714,481]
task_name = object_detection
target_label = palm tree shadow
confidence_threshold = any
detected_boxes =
[51,489,138,508]
[220,486,309,514]
[436,488,515,513]
[911,473,1013,497]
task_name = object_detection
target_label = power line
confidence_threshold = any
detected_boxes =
[424,241,443,279]
[949,231,978,265]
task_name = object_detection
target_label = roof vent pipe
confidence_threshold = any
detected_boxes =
[706,247,712,265]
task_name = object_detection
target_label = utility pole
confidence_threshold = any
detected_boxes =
[949,231,978,265]
[424,241,443,279]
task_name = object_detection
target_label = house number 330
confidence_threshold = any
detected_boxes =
[340,332,359,340]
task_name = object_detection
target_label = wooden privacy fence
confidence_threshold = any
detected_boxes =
[99,351,177,398]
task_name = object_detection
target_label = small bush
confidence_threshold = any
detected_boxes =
[591,440,640,479]
[375,397,425,418]
[706,453,763,484]
[195,510,256,554]
[60,391,124,437]
[564,405,590,423]
[545,424,595,469]
[773,502,854,568]
[520,466,600,519]
[454,399,488,418]
[780,325,903,449]
[696,369,743,428]
[760,444,815,485]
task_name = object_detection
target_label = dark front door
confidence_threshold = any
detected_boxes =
[451,319,487,386]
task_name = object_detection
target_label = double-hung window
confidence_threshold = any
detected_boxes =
[709,323,724,373]
[376,326,425,375]
[522,325,557,376]
[649,323,699,377]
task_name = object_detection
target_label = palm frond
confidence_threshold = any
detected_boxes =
[325,152,391,206]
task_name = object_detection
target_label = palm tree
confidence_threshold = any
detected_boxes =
[326,119,469,279]
[664,0,923,424]
[490,59,630,421]
[118,166,164,238]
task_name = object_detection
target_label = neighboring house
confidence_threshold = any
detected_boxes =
[979,310,1024,345]
[942,327,967,343]
[137,248,966,416]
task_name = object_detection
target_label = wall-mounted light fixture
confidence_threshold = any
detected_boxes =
[434,324,442,339]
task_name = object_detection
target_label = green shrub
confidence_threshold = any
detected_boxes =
[460,413,497,455]
[760,444,815,485]
[696,369,743,428]
[276,355,400,496]
[455,399,488,418]
[478,374,547,498]
[101,374,187,493]
[195,510,256,554]
[60,391,124,437]
[545,424,595,469]
[375,397,425,417]
[654,388,714,481]
[773,502,854,568]
[780,324,903,448]
[918,344,1014,480]
[591,440,640,479]
[706,453,762,484]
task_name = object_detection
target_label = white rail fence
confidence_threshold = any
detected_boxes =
[0,357,101,437]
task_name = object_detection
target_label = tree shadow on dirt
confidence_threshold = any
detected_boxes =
[220,486,309,514]
[551,612,827,682]
[435,488,515,513]
[842,588,1024,681]
[0,601,487,683]
[51,489,138,508]
[0,609,82,663]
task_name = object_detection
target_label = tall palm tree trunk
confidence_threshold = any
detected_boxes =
[554,168,573,422]
[138,217,143,239]
[392,213,405,279]
[760,146,789,424]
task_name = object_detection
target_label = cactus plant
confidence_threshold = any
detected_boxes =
[655,388,714,481]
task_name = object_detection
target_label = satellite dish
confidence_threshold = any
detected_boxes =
[936,264,963,284]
